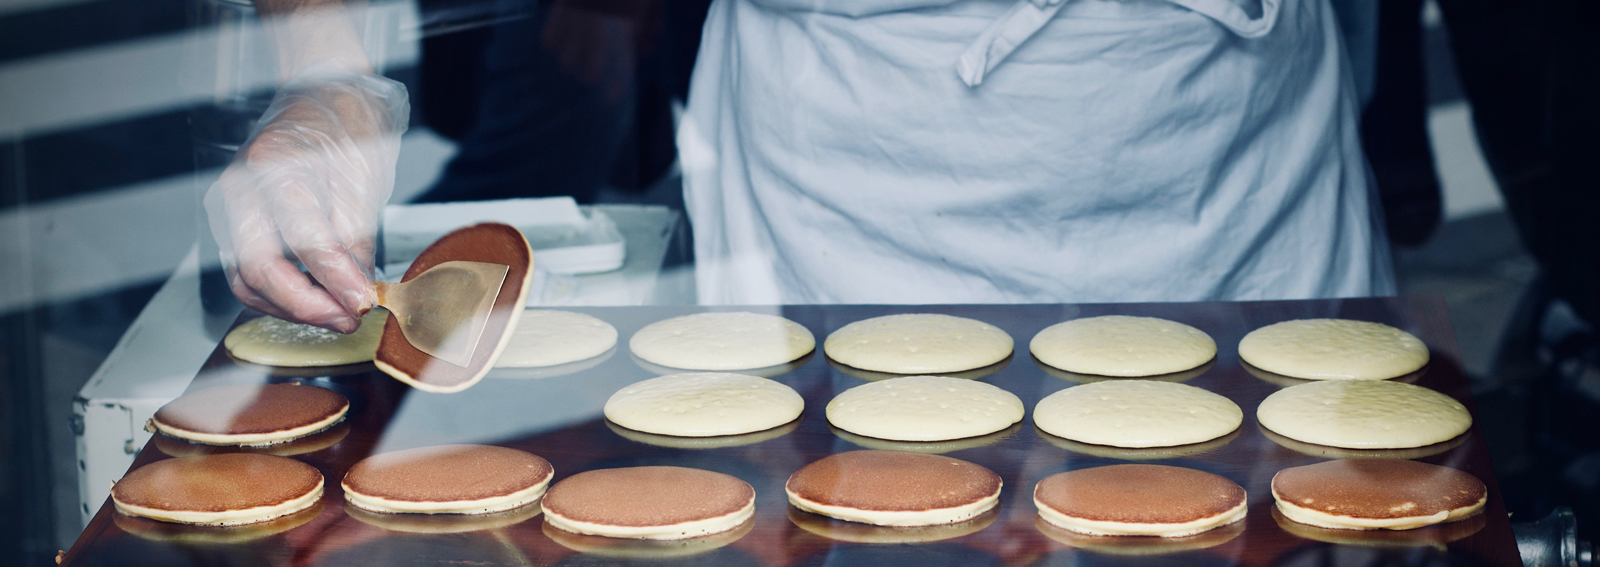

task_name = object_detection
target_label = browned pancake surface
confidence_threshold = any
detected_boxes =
[376,223,531,392]
[541,466,754,527]
[153,384,347,435]
[1272,460,1486,519]
[786,450,1001,512]
[112,454,322,512]
[343,445,552,502]
[1034,464,1244,524]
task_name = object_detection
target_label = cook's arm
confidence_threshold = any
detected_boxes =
[203,0,409,332]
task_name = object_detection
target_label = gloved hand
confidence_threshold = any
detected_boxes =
[205,62,409,333]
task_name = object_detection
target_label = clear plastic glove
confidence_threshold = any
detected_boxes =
[205,63,409,333]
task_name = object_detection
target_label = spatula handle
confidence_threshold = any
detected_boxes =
[372,281,394,311]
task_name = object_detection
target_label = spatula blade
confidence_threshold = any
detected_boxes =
[388,260,509,367]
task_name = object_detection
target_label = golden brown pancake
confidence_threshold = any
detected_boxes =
[541,466,755,540]
[149,383,348,446]
[785,450,1002,526]
[111,454,323,526]
[342,445,553,514]
[1034,464,1246,537]
[1271,460,1487,530]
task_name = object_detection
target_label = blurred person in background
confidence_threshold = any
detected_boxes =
[208,0,1393,327]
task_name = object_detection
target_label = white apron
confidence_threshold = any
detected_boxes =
[678,0,1395,305]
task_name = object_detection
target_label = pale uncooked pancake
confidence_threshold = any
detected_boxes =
[824,314,1013,374]
[115,501,324,544]
[541,466,756,540]
[1031,316,1216,377]
[495,310,617,367]
[1239,319,1429,380]
[629,312,815,371]
[342,445,553,515]
[111,454,324,526]
[1257,380,1471,449]
[544,515,753,558]
[1272,460,1487,530]
[346,501,542,534]
[785,451,1002,527]
[1034,464,1247,537]
[224,309,388,367]
[1033,381,1241,448]
[788,506,1000,544]
[604,373,804,437]
[150,383,349,446]
[826,376,1024,441]
[1034,515,1245,556]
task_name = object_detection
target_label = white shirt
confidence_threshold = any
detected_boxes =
[679,0,1395,304]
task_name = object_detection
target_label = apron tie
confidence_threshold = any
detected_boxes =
[955,0,1067,87]
[955,0,1282,88]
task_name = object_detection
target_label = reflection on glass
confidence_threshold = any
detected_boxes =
[606,419,800,450]
[344,501,542,534]
[152,422,351,458]
[829,423,1020,455]
[1036,425,1239,461]
[631,350,815,379]
[542,516,753,558]
[113,499,324,545]
[1243,360,1425,388]
[1271,505,1486,549]
[485,346,616,380]
[1259,425,1467,460]
[1034,513,1243,556]
[1035,357,1214,384]
[787,506,998,545]
[828,354,1010,382]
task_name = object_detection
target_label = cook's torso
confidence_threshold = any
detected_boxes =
[679,0,1394,304]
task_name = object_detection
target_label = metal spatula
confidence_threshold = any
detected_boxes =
[372,260,510,367]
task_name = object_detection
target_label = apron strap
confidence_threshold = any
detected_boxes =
[955,0,1068,87]
[954,0,1281,87]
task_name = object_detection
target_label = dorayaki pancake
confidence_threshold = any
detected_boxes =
[1034,514,1245,555]
[152,422,350,458]
[607,419,800,450]
[345,501,542,534]
[544,514,754,557]
[149,383,348,446]
[342,445,553,515]
[1256,380,1471,449]
[1239,319,1429,380]
[111,454,323,526]
[1037,426,1239,461]
[824,314,1013,374]
[114,500,324,544]
[1030,316,1216,377]
[1034,464,1246,537]
[785,450,1002,527]
[1271,505,1487,548]
[1271,460,1487,530]
[788,506,999,544]
[830,423,1019,455]
[541,466,755,540]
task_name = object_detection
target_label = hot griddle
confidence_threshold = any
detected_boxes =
[61,297,1520,567]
